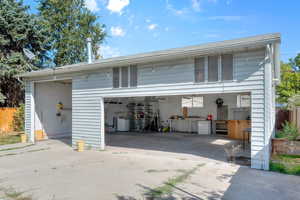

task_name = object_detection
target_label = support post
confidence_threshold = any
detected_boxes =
[100,97,105,150]
[30,81,35,143]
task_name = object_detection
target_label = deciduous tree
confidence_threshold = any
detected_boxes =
[277,57,300,104]
[37,0,106,66]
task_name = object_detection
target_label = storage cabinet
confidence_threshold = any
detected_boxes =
[197,121,211,135]
[170,119,209,133]
[227,120,251,140]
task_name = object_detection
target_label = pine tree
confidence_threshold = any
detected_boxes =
[37,0,106,66]
[0,0,51,106]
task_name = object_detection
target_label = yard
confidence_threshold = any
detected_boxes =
[0,138,299,200]
[0,135,21,146]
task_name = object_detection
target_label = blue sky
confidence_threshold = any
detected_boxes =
[24,0,300,61]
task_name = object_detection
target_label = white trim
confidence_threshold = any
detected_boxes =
[30,82,35,143]
[263,44,272,170]
[100,97,105,150]
[99,89,252,99]
[233,54,237,81]
[218,55,222,81]
[204,56,208,82]
[128,66,131,87]
[20,33,280,78]
[119,67,122,88]
[33,77,72,83]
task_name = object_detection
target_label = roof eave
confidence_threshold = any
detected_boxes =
[20,33,281,79]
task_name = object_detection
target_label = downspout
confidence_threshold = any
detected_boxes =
[263,44,273,170]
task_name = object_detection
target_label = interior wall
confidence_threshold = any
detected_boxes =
[105,99,129,127]
[35,81,72,138]
[104,97,160,131]
[105,93,250,131]
[158,93,250,123]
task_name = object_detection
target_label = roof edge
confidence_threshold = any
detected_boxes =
[20,33,281,79]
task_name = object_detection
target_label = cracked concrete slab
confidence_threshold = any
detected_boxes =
[0,138,299,200]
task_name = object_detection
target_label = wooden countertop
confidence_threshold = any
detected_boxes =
[227,120,250,122]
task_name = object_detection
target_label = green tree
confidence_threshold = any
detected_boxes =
[0,0,51,106]
[37,0,106,67]
[276,57,300,104]
[290,53,300,72]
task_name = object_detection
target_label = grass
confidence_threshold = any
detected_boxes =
[0,144,34,152]
[144,164,204,198]
[145,169,169,173]
[0,147,50,158]
[27,147,50,153]
[0,186,32,200]
[0,153,18,157]
[270,154,300,175]
[0,135,21,145]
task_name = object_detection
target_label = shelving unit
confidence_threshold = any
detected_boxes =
[127,102,154,132]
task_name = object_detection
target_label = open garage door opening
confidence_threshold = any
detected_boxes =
[34,80,72,145]
[104,93,251,165]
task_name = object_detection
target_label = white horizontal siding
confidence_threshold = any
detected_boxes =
[69,49,268,169]
[138,59,194,85]
[24,81,32,139]
[234,50,266,169]
[72,80,102,149]
[72,69,112,90]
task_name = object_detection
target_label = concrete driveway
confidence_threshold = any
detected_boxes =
[0,139,299,200]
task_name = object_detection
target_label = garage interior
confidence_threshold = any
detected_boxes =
[34,80,72,141]
[105,93,251,163]
[33,80,251,164]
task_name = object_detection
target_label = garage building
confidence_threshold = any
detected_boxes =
[20,33,281,170]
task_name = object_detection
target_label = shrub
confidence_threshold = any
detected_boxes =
[276,121,299,141]
[287,95,300,110]
[12,104,25,132]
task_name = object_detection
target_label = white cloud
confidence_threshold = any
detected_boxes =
[166,0,188,16]
[208,15,242,21]
[165,27,169,31]
[148,24,158,30]
[98,45,121,58]
[128,14,134,25]
[191,0,201,12]
[107,0,129,14]
[85,0,100,12]
[146,19,151,23]
[110,26,125,37]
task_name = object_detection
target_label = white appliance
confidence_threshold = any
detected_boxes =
[117,118,130,132]
[197,121,211,135]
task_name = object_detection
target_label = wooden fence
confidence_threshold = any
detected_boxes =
[276,108,290,130]
[290,107,300,131]
[0,108,18,136]
[274,107,300,131]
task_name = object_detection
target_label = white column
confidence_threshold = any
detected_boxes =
[263,44,273,170]
[100,97,105,150]
[30,81,35,143]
